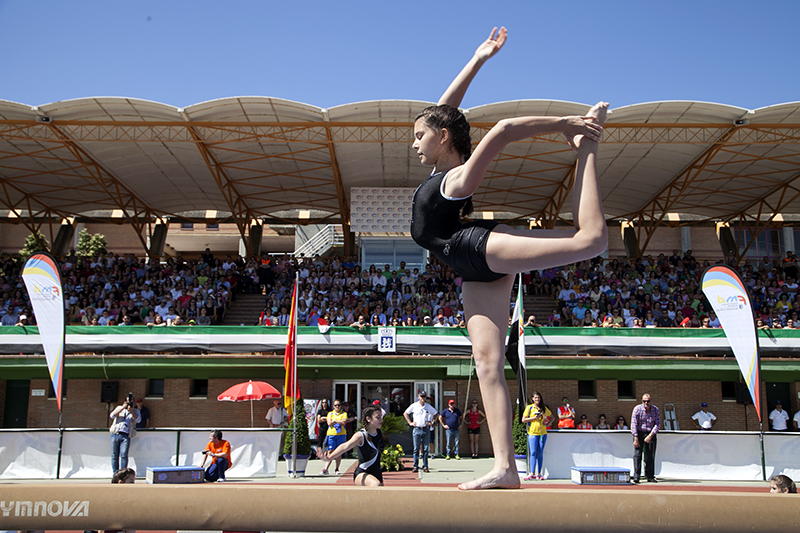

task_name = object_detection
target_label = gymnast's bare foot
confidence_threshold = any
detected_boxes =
[568,101,609,149]
[457,467,521,490]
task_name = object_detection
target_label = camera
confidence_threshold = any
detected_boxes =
[127,393,134,404]
[201,450,209,455]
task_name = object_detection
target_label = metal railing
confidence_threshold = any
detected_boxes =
[292,225,344,258]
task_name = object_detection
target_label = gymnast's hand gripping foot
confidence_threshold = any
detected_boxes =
[409,27,609,490]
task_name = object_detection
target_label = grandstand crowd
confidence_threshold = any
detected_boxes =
[1,246,800,331]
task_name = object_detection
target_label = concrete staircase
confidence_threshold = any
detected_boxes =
[221,293,266,326]
[522,294,557,324]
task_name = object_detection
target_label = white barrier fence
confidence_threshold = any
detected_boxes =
[2,428,799,481]
[527,430,800,481]
[0,428,282,480]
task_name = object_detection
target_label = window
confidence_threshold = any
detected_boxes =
[721,381,737,401]
[206,223,219,231]
[148,379,165,398]
[735,227,784,261]
[191,379,208,398]
[360,238,427,273]
[181,222,194,230]
[578,380,596,400]
[49,380,67,399]
[618,380,635,400]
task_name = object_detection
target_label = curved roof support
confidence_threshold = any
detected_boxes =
[727,170,800,261]
[324,124,350,255]
[186,125,254,256]
[538,158,578,229]
[626,127,739,257]
[22,123,156,256]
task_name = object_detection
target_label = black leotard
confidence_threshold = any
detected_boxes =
[411,171,505,282]
[353,428,383,483]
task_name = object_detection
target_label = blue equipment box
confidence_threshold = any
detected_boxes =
[571,466,630,485]
[146,465,205,484]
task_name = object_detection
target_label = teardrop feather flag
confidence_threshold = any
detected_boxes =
[702,265,762,422]
[22,252,66,412]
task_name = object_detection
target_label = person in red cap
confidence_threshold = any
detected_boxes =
[439,399,463,459]
[372,399,386,417]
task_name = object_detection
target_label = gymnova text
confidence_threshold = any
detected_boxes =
[1,500,89,517]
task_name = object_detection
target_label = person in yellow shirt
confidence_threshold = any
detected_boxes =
[320,399,353,475]
[521,392,552,481]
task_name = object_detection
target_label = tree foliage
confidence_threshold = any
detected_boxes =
[19,230,50,260]
[283,398,312,456]
[512,407,527,455]
[75,228,107,258]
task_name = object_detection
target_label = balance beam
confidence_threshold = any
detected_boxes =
[0,484,797,532]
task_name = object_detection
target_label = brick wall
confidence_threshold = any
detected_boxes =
[7,377,795,455]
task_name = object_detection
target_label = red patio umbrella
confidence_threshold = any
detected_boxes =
[217,380,281,428]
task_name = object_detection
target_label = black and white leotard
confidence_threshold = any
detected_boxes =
[411,170,505,282]
[353,428,384,482]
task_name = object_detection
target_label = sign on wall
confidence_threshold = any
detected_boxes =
[350,188,414,233]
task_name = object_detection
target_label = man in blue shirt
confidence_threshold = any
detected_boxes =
[439,400,463,460]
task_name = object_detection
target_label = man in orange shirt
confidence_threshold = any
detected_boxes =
[200,430,232,482]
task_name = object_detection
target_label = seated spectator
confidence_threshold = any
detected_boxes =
[655,309,673,328]
[350,314,368,331]
[433,313,450,327]
[577,415,592,430]
[601,315,620,328]
[525,315,541,327]
[147,314,167,327]
[197,307,212,326]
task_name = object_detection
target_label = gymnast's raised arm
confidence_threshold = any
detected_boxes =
[438,26,507,108]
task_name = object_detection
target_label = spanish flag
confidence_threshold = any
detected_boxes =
[283,278,300,416]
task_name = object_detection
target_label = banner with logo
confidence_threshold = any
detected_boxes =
[702,265,761,421]
[377,327,397,353]
[21,252,65,412]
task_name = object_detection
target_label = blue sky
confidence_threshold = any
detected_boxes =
[1,0,798,111]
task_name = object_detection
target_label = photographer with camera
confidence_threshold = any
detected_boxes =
[199,430,232,482]
[109,393,141,474]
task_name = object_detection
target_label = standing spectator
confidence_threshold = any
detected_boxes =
[265,398,288,429]
[769,400,790,432]
[403,390,438,473]
[320,399,351,475]
[200,429,231,482]
[691,402,717,430]
[135,398,150,429]
[521,391,552,481]
[343,401,357,452]
[316,398,331,446]
[557,397,576,429]
[439,399,462,460]
[631,393,660,484]
[109,395,140,474]
[265,398,288,453]
[465,399,485,459]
